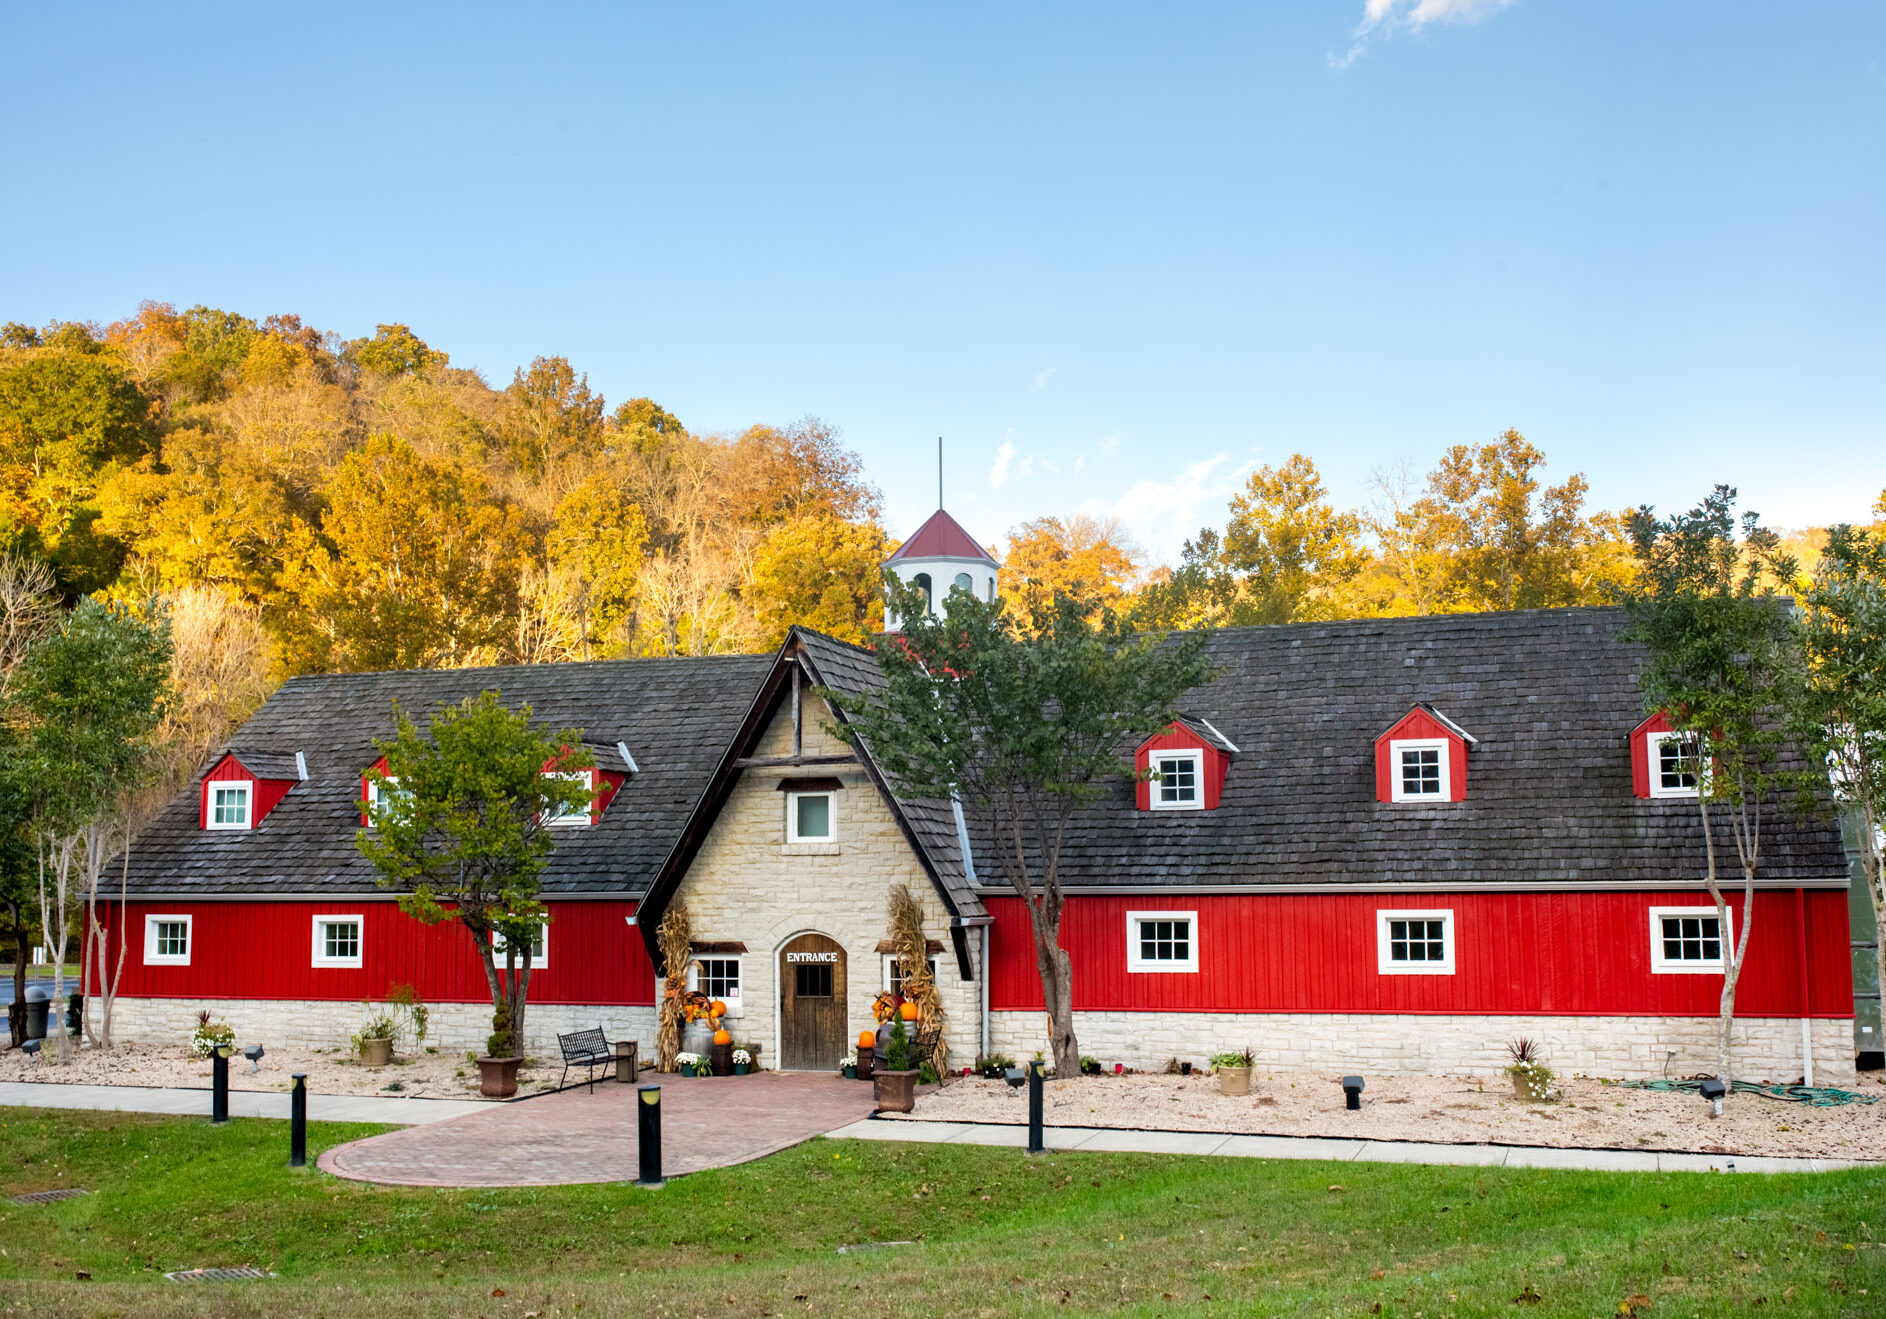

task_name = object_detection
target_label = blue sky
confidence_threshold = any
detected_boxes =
[3,2,1881,562]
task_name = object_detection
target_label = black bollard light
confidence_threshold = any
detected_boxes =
[1026,1058,1045,1155]
[211,1047,230,1124]
[1341,1075,1365,1111]
[289,1073,308,1167]
[636,1085,664,1187]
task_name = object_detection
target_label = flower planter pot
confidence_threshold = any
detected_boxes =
[873,1068,918,1114]
[1508,1070,1548,1102]
[476,1055,521,1098]
[1217,1066,1251,1097]
[359,1037,393,1068]
[734,1063,750,1076]
[842,1064,857,1080]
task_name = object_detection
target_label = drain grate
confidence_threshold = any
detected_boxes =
[11,1188,90,1205]
[165,1267,278,1283]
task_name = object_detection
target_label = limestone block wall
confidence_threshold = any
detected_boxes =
[107,995,659,1056]
[990,1009,1856,1086]
[670,691,982,1067]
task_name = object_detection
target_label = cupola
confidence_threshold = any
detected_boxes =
[883,508,999,629]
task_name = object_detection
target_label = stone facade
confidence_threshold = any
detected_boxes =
[990,1009,1857,1085]
[668,692,982,1069]
[107,994,658,1056]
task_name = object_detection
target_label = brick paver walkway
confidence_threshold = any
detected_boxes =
[318,1071,879,1187]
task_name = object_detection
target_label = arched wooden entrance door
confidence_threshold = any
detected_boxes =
[779,933,847,1071]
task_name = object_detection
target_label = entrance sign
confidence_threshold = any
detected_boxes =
[786,951,838,964]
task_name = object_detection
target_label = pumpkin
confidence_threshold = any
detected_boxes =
[898,1002,920,1022]
[710,999,728,1017]
[858,1029,876,1049]
[713,1028,732,1045]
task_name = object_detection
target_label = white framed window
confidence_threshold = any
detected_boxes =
[311,915,363,969]
[207,780,254,830]
[491,922,550,969]
[542,769,594,827]
[363,774,410,825]
[882,954,939,995]
[1376,908,1454,975]
[786,790,836,842]
[143,914,192,966]
[1390,739,1450,802]
[1150,749,1204,810]
[690,956,743,1015]
[1126,910,1198,973]
[1650,906,1730,973]
[1647,731,1702,799]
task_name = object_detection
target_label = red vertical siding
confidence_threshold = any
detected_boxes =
[987,889,1852,1018]
[1629,712,1672,798]
[105,899,654,1006]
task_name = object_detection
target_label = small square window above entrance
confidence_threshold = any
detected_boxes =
[787,790,835,843]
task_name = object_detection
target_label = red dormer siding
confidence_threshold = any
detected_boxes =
[199,753,298,829]
[1134,722,1230,810]
[1629,711,1672,799]
[1373,708,1469,803]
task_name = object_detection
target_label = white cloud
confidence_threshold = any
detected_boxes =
[989,440,1041,490]
[1097,452,1258,567]
[1332,0,1517,69]
[1034,367,1058,391]
[1097,433,1120,455]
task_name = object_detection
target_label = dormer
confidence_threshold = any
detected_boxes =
[1629,712,1700,800]
[200,749,305,832]
[540,743,636,827]
[1374,706,1474,804]
[883,508,999,629]
[1135,717,1238,811]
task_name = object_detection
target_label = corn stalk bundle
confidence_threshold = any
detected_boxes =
[655,903,694,1073]
[887,882,947,1077]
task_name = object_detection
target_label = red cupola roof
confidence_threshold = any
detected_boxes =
[885,509,997,566]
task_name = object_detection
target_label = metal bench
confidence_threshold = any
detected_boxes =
[556,1027,613,1093]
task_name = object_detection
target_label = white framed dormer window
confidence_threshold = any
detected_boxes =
[1376,909,1455,974]
[1647,731,1702,799]
[689,956,743,1016]
[1650,906,1730,973]
[883,954,939,995]
[207,780,254,830]
[491,922,550,969]
[542,770,594,827]
[311,915,363,969]
[786,789,836,842]
[1150,749,1204,810]
[1126,910,1198,973]
[143,914,192,966]
[1390,739,1449,802]
[364,774,411,825]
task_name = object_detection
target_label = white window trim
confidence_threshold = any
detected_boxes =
[1375,908,1455,975]
[491,922,550,969]
[1148,748,1206,811]
[206,779,255,831]
[688,955,744,1016]
[882,953,940,993]
[311,914,364,969]
[786,789,837,843]
[143,914,192,967]
[1649,906,1732,974]
[542,769,595,827]
[1646,731,1702,799]
[1126,909,1199,974]
[1389,738,1451,802]
[363,774,408,824]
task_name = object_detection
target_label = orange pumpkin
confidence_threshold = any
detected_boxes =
[898,1002,920,1022]
[710,1000,728,1017]
[713,1028,732,1046]
[858,1029,876,1049]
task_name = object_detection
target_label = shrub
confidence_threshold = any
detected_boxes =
[189,1010,234,1059]
[1209,1047,1254,1072]
[1080,1055,1102,1075]
[1505,1037,1555,1099]
[885,1016,912,1071]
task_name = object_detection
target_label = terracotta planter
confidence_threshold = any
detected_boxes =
[476,1055,521,1098]
[873,1068,918,1114]
[359,1037,393,1068]
[1217,1066,1251,1097]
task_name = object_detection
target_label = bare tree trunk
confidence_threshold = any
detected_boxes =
[102,828,134,1049]
[1697,797,1736,1084]
[1861,804,1886,1076]
[36,836,78,1063]
[1026,905,1080,1077]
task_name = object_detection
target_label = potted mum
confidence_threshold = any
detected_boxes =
[732,1048,752,1076]
[1211,1047,1254,1097]
[841,1052,858,1080]
[1504,1038,1554,1102]
[872,1017,920,1113]
[675,1051,703,1077]
[190,1011,235,1060]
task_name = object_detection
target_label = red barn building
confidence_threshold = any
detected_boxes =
[104,510,1864,1083]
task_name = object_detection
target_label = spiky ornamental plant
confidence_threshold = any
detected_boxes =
[826,576,1213,1080]
[1619,486,1816,1089]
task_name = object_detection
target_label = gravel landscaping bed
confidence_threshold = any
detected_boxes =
[891,1069,1886,1160]
[0,1040,569,1100]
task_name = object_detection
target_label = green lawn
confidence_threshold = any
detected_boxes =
[0,1110,1879,1317]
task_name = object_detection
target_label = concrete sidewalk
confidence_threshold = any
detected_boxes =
[827,1117,1876,1175]
[0,1080,487,1126]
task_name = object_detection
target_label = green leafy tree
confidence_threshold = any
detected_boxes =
[1619,486,1812,1087]
[1798,520,1886,1047]
[346,324,447,379]
[825,578,1214,1077]
[356,692,594,1056]
[1222,454,1368,623]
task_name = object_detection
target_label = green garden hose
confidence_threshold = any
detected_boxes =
[1618,1077,1877,1107]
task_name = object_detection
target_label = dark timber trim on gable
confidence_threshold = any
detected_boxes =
[638,628,974,980]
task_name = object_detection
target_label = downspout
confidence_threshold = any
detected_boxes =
[980,921,990,1061]
[1795,886,1814,1087]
